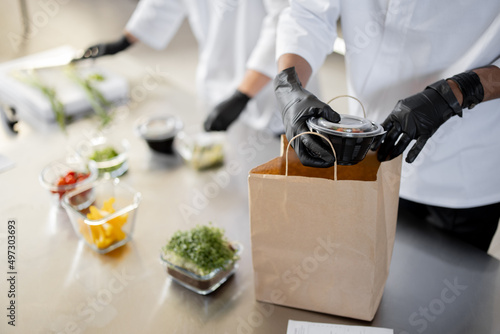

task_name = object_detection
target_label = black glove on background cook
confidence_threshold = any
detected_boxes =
[374,75,482,163]
[79,35,132,60]
[204,90,250,131]
[274,67,341,168]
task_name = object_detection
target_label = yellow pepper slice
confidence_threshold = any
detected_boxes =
[82,197,128,250]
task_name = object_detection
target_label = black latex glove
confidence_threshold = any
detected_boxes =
[79,36,132,60]
[274,67,341,168]
[374,79,462,163]
[204,90,250,131]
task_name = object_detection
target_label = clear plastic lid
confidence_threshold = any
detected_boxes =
[136,114,183,141]
[307,115,384,138]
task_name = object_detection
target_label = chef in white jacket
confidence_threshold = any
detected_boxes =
[274,0,500,251]
[82,0,289,133]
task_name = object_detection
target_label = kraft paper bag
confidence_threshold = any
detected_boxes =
[248,134,402,321]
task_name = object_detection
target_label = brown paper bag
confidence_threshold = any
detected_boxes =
[248,134,402,321]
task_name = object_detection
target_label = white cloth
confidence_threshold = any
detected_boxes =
[126,0,289,132]
[0,46,129,128]
[277,0,500,208]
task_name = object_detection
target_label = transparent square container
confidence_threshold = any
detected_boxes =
[39,158,98,209]
[160,241,242,295]
[174,126,226,170]
[77,136,129,177]
[62,178,141,254]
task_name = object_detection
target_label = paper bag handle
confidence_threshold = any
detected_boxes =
[285,131,338,180]
[327,95,366,118]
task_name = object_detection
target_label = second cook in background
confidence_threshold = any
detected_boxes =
[81,0,292,134]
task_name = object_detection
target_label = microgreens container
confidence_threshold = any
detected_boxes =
[135,114,183,154]
[306,96,385,165]
[39,158,98,208]
[160,241,242,295]
[62,177,141,254]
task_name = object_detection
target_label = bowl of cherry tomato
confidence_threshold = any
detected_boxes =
[39,158,98,208]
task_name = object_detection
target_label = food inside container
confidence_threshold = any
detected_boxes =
[62,178,141,254]
[39,158,98,209]
[317,115,375,134]
[135,114,183,154]
[78,136,129,177]
[175,128,225,170]
[306,96,385,165]
[309,115,383,137]
[160,224,242,295]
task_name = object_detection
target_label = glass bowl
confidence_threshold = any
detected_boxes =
[135,114,183,155]
[174,127,226,170]
[78,136,129,177]
[39,158,98,208]
[62,177,142,254]
[160,241,242,295]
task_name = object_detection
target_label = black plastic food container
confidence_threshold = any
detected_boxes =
[306,96,385,165]
[307,115,385,165]
[136,114,183,154]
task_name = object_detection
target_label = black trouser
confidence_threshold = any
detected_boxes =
[399,198,500,252]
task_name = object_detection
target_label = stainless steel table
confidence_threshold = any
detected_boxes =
[0,1,498,329]
[0,106,499,334]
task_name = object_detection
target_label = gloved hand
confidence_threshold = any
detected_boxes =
[374,79,463,163]
[274,67,341,168]
[78,35,132,60]
[204,90,250,131]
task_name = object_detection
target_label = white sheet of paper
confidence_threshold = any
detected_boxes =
[286,320,394,334]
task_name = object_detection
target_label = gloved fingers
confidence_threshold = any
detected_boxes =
[295,132,335,168]
[377,124,402,161]
[79,36,131,60]
[295,141,336,168]
[372,118,394,152]
[318,103,341,123]
[204,109,231,132]
[388,133,412,160]
[203,111,219,131]
[204,114,232,132]
[204,91,249,132]
[370,132,386,151]
[380,117,394,133]
[406,135,429,163]
[82,45,101,59]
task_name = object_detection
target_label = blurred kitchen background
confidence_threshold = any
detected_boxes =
[0,0,348,139]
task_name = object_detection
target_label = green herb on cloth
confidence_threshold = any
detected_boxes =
[163,224,236,276]
[65,65,113,129]
[13,70,67,132]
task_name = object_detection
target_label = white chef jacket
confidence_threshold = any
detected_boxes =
[125,0,289,132]
[277,0,500,208]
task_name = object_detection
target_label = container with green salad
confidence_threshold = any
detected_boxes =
[78,136,129,177]
[160,224,242,295]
